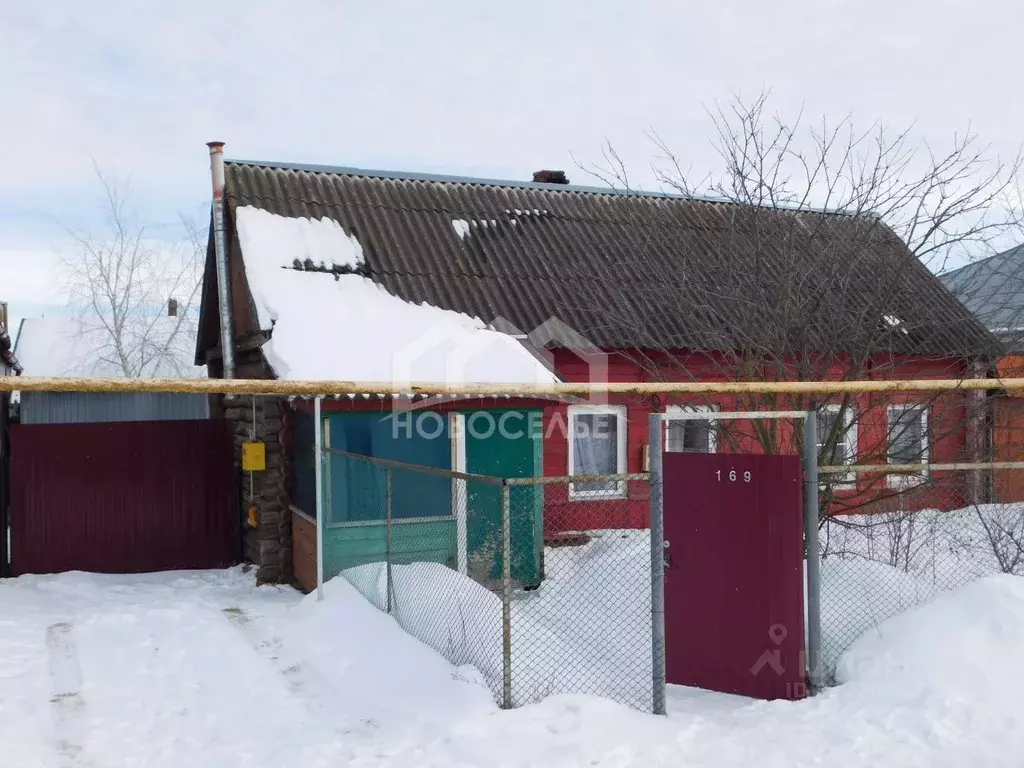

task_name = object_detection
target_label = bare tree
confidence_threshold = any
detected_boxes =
[60,167,204,378]
[580,91,1023,517]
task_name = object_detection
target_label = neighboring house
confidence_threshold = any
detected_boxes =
[0,302,20,576]
[941,244,1024,351]
[196,151,998,586]
[942,246,1024,499]
[0,304,20,378]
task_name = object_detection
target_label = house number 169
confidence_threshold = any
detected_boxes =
[716,469,752,483]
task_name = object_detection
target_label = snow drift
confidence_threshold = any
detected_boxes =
[837,574,1024,690]
[820,504,1024,675]
[342,531,653,708]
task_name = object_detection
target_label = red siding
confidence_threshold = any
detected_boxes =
[283,350,975,535]
[544,350,973,533]
[10,420,238,575]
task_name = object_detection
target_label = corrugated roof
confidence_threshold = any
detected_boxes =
[19,392,210,425]
[223,160,998,358]
[941,246,1024,342]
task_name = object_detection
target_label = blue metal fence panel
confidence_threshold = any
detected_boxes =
[20,392,210,425]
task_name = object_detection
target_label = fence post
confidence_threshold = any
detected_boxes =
[451,413,469,575]
[802,410,823,692]
[385,466,394,614]
[314,396,325,602]
[500,480,513,709]
[648,413,667,716]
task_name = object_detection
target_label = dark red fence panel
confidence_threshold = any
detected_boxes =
[10,420,237,575]
[663,452,805,700]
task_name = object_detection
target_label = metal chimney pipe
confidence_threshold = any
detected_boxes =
[207,141,236,379]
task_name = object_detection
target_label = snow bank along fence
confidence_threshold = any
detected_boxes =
[319,445,654,711]
[816,466,1024,682]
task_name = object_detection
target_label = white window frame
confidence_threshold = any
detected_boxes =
[567,404,628,500]
[817,404,858,489]
[664,404,718,453]
[887,404,930,488]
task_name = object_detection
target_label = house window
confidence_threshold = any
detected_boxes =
[568,405,627,499]
[887,404,929,487]
[816,404,857,487]
[665,405,717,453]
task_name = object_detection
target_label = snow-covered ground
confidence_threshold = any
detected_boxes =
[344,516,1024,703]
[343,530,653,708]
[0,568,492,768]
[820,504,1024,674]
[3,566,1024,766]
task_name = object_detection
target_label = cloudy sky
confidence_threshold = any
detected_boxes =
[2,0,1022,331]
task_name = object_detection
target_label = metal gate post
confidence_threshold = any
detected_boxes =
[802,410,823,692]
[500,481,513,709]
[385,467,394,614]
[648,413,667,715]
[314,396,325,602]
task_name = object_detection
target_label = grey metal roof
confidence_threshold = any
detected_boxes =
[19,392,210,425]
[222,159,998,358]
[941,245,1024,349]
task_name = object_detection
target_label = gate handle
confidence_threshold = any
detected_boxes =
[664,539,672,569]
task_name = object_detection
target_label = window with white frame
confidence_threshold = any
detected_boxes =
[664,405,717,453]
[887,404,929,486]
[568,405,627,499]
[816,404,857,486]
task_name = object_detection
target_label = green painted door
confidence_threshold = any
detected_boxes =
[464,409,544,587]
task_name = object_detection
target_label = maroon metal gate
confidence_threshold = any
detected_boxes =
[663,452,805,700]
[10,420,238,575]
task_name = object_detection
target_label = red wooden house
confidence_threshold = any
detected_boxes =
[196,153,998,582]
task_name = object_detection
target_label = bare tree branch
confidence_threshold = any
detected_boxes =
[59,166,204,378]
[577,90,1024,517]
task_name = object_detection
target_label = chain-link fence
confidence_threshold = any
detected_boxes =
[507,474,653,710]
[818,466,1024,683]
[316,410,1024,703]
[321,449,654,710]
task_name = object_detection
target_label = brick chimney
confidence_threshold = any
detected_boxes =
[533,170,568,184]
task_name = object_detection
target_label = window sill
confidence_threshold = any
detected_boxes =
[326,515,455,529]
[820,481,857,492]
[568,485,629,501]
[886,475,928,489]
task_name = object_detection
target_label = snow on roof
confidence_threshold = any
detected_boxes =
[15,316,203,378]
[15,317,116,377]
[234,206,558,385]
[883,313,910,336]
[451,219,471,240]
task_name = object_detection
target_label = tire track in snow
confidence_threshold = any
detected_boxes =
[221,607,378,739]
[46,621,92,766]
